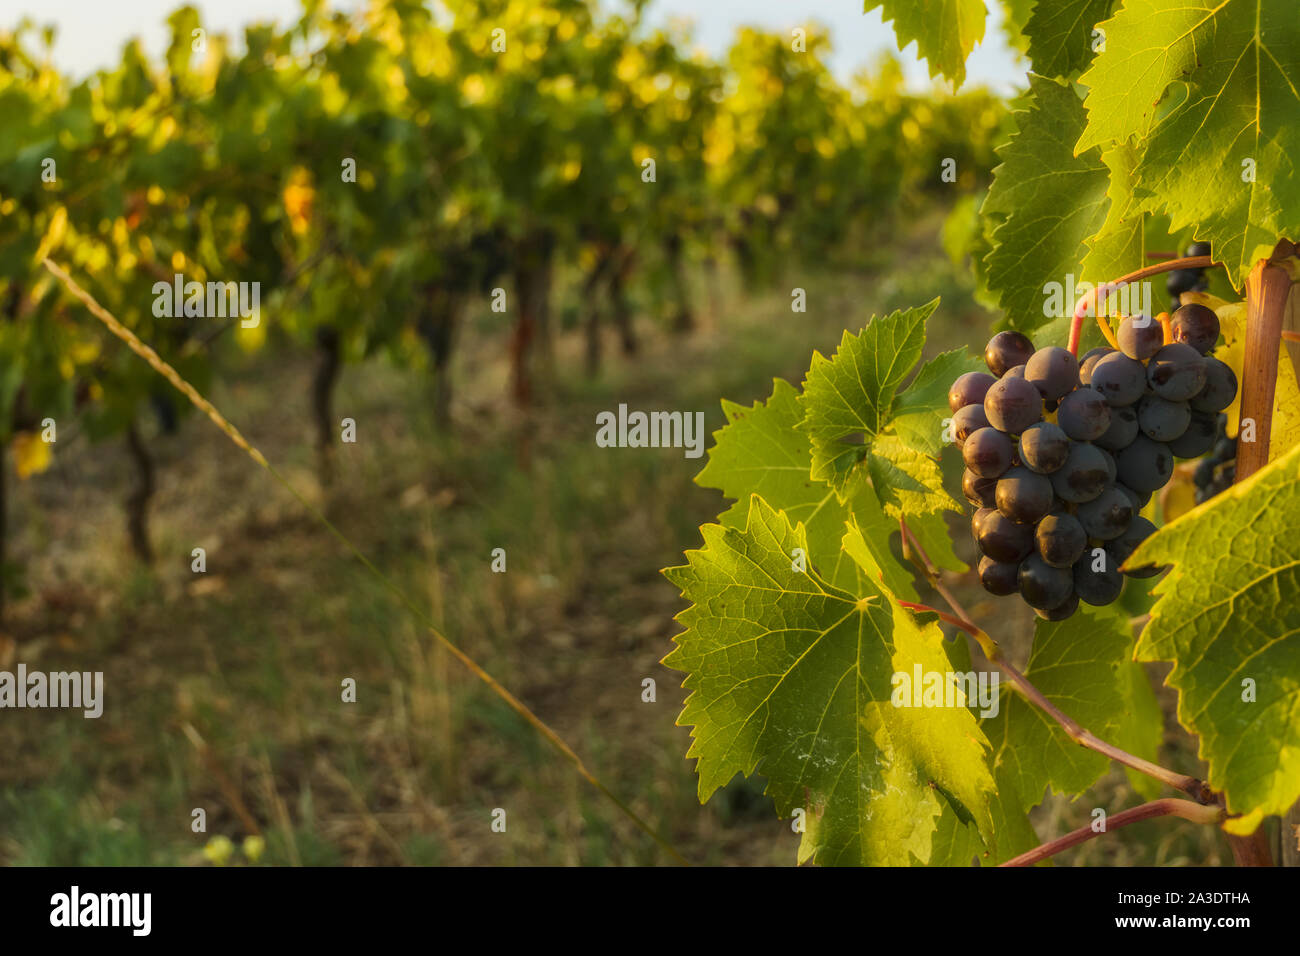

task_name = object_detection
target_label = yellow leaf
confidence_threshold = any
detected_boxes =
[1222,808,1266,836]
[12,432,53,480]
[1159,472,1197,523]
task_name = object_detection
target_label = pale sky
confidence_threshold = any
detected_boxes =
[7,0,1025,93]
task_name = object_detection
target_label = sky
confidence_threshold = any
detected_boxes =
[8,0,1025,93]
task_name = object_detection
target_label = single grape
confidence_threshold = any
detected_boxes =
[1025,347,1079,401]
[1073,550,1123,606]
[1079,347,1114,385]
[952,403,991,447]
[1187,240,1212,258]
[1035,512,1087,568]
[1117,315,1164,361]
[1034,592,1079,621]
[1003,364,1027,379]
[985,331,1036,377]
[1111,516,1162,578]
[962,427,1013,478]
[1192,458,1215,488]
[1018,553,1074,611]
[971,506,996,540]
[978,556,1020,596]
[1165,269,1199,297]
[1116,435,1174,493]
[963,469,999,508]
[996,467,1055,524]
[984,375,1043,434]
[1137,393,1191,442]
[1167,410,1217,458]
[1089,352,1146,406]
[948,371,998,413]
[1094,404,1139,451]
[1147,343,1207,401]
[1057,387,1111,440]
[1190,356,1237,412]
[977,510,1035,563]
[1019,422,1070,474]
[1170,303,1220,355]
[1050,442,1110,503]
[1076,486,1134,540]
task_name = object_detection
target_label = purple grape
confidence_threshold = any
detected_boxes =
[949,372,998,413]
[985,331,1035,377]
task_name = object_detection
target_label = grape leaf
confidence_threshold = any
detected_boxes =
[663,496,996,865]
[928,632,1044,866]
[1131,440,1300,821]
[694,377,897,593]
[1080,142,1145,288]
[865,0,986,88]
[1115,660,1166,801]
[1024,0,1115,77]
[982,75,1110,331]
[1076,0,1300,287]
[892,347,984,457]
[987,603,1140,810]
[799,301,959,524]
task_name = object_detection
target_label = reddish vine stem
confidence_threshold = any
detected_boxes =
[1067,255,1214,355]
[999,799,1225,867]
[1219,243,1295,867]
[1237,243,1294,480]
[898,518,1212,804]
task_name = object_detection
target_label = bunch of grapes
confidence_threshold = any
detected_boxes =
[1193,414,1236,502]
[1166,241,1212,312]
[949,302,1238,621]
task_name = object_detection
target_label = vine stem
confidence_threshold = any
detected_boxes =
[898,518,1212,804]
[1067,255,1213,355]
[1220,242,1295,866]
[999,799,1225,867]
[1237,241,1295,480]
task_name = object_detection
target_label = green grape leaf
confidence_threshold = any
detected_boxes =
[1076,0,1300,287]
[1131,441,1300,820]
[929,633,1043,866]
[988,604,1138,810]
[663,496,996,865]
[982,75,1110,331]
[865,0,987,88]
[1114,661,1166,801]
[798,301,959,524]
[841,497,922,600]
[892,347,984,457]
[866,432,955,519]
[1024,0,1115,77]
[694,378,889,593]
[1080,142,1145,287]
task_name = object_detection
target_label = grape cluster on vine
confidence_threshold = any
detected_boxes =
[949,302,1238,620]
